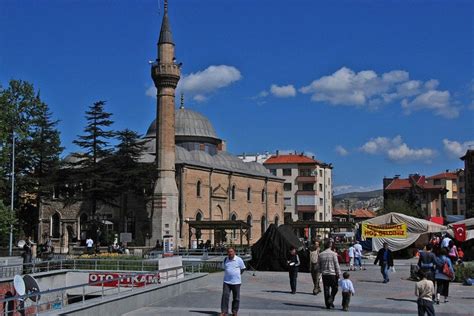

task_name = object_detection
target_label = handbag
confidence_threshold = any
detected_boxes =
[442,261,454,279]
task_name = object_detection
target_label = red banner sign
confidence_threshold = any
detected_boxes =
[88,273,160,287]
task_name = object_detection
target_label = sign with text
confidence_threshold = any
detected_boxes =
[362,223,407,238]
[88,273,160,287]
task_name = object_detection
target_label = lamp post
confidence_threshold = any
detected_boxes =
[8,131,15,256]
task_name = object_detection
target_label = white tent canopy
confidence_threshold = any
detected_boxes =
[361,212,447,251]
[447,217,474,241]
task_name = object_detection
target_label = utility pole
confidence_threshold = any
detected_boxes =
[9,131,15,256]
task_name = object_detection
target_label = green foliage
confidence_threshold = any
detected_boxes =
[0,201,17,243]
[0,80,62,237]
[381,198,424,218]
[454,262,474,283]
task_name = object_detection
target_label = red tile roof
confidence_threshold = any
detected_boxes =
[332,208,376,218]
[385,176,445,191]
[264,154,318,165]
[427,172,457,180]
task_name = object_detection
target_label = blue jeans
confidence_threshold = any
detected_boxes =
[354,257,362,268]
[381,262,390,282]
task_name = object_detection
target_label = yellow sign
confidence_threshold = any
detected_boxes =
[362,223,407,238]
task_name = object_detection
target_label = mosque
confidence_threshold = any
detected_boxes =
[38,2,284,250]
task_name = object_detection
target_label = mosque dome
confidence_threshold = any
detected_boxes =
[146,108,219,140]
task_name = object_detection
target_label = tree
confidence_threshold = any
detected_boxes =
[71,101,116,215]
[381,198,424,218]
[0,80,62,238]
[0,201,17,244]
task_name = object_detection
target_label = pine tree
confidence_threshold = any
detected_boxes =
[71,101,116,215]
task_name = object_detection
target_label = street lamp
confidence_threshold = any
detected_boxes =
[9,131,15,256]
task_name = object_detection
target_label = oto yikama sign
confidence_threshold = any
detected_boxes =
[362,223,407,238]
[88,273,160,287]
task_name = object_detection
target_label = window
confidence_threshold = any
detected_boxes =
[274,215,279,226]
[284,197,292,206]
[302,183,314,191]
[247,187,251,201]
[261,189,265,202]
[247,215,252,239]
[460,187,465,193]
[283,169,292,176]
[319,183,323,192]
[51,213,60,238]
[274,191,278,203]
[231,185,236,199]
[231,214,237,239]
[320,198,323,206]
[319,213,323,221]
[434,179,441,185]
[328,177,331,185]
[261,216,266,235]
[319,170,323,177]
[196,181,201,197]
[284,183,292,191]
[196,211,203,239]
[299,169,312,176]
[269,169,277,176]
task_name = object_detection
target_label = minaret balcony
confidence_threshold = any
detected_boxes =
[152,63,181,87]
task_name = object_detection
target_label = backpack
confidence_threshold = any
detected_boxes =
[442,261,454,279]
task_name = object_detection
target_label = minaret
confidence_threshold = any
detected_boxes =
[150,0,181,244]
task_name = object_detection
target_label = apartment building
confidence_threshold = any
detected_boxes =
[426,171,460,216]
[263,153,333,223]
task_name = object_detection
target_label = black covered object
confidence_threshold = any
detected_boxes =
[250,224,309,272]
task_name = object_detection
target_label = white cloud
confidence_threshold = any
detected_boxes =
[360,135,436,163]
[442,139,474,158]
[299,67,459,118]
[335,145,349,156]
[401,90,459,118]
[146,65,242,101]
[270,84,296,98]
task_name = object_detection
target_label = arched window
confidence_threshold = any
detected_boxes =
[274,191,278,203]
[231,185,236,200]
[274,215,279,227]
[196,181,201,197]
[261,189,265,202]
[51,213,60,238]
[261,215,266,235]
[246,215,252,239]
[247,187,251,201]
[196,211,203,240]
[231,213,237,239]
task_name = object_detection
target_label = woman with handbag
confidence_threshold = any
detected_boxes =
[434,248,455,304]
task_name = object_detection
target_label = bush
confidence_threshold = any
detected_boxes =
[454,262,474,283]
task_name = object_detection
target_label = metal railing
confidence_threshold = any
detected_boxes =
[0,258,161,279]
[0,266,184,315]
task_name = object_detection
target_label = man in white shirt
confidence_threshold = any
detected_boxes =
[441,235,452,249]
[86,238,94,255]
[220,247,245,316]
[354,241,363,270]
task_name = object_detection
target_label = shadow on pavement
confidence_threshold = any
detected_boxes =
[283,302,328,310]
[359,280,383,284]
[188,311,219,315]
[264,290,315,296]
[386,298,417,303]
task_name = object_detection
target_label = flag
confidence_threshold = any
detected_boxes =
[453,223,467,242]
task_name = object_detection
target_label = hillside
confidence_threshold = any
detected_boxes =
[334,189,383,201]
[333,189,383,211]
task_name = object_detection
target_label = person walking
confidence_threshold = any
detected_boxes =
[415,270,435,316]
[447,240,459,264]
[348,244,355,271]
[339,272,355,312]
[309,241,321,295]
[434,248,454,304]
[220,247,245,316]
[86,237,94,255]
[418,244,437,282]
[319,240,341,309]
[374,242,394,283]
[287,246,300,294]
[354,241,363,270]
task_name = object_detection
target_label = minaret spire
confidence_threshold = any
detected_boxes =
[158,0,173,45]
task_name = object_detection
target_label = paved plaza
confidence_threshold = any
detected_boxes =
[125,261,473,315]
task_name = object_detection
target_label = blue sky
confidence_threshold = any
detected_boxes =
[1,0,473,193]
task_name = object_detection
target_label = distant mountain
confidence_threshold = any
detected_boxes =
[334,189,383,201]
[333,190,383,211]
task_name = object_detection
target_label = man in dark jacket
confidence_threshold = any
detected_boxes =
[287,246,300,294]
[417,244,437,281]
[374,242,394,283]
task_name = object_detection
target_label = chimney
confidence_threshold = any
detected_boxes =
[276,150,279,156]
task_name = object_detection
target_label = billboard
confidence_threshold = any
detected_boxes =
[362,223,407,238]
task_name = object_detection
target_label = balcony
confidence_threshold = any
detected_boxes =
[296,175,317,183]
[296,205,317,212]
[296,190,317,196]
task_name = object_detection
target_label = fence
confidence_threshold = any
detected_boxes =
[0,266,184,315]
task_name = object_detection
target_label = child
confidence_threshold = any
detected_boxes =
[415,270,435,315]
[339,272,355,311]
